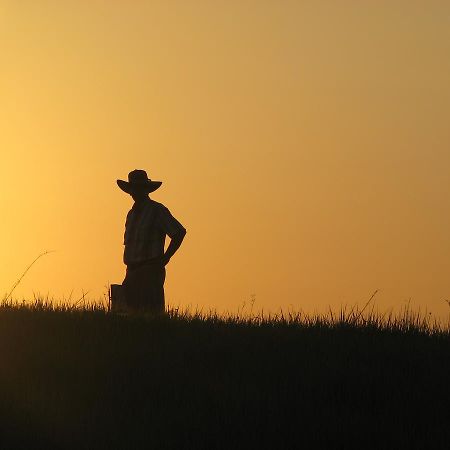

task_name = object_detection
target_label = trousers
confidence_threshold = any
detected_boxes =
[122,262,166,312]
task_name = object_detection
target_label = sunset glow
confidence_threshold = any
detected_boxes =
[1,1,450,318]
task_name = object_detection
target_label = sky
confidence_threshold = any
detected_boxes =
[1,1,450,318]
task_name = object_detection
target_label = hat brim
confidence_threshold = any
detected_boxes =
[117,179,162,194]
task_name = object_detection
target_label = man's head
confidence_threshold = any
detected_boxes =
[130,188,149,203]
[117,170,162,202]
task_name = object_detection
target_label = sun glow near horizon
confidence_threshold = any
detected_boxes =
[1,1,450,318]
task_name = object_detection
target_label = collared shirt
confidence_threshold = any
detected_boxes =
[123,198,186,265]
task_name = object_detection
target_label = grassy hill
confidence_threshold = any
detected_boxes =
[0,301,449,450]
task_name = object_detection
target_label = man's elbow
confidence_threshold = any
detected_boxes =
[175,228,187,239]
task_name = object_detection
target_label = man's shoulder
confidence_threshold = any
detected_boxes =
[149,199,164,207]
[127,199,164,215]
[150,200,173,214]
[149,200,169,213]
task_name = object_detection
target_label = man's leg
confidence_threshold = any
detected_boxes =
[123,264,166,313]
[123,265,145,310]
[145,265,166,313]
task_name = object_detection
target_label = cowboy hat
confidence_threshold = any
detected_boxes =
[117,169,162,194]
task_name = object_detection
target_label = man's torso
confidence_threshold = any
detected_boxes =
[123,198,185,265]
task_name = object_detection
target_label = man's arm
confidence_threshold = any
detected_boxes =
[162,229,186,265]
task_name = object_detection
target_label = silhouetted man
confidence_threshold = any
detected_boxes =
[117,169,186,313]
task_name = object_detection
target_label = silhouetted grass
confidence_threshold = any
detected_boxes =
[0,299,449,449]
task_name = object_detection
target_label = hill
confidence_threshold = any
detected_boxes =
[0,302,449,449]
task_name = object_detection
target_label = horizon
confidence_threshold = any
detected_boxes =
[1,1,450,319]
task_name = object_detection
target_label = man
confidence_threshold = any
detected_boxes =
[117,169,186,313]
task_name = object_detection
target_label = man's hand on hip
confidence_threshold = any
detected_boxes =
[161,254,171,266]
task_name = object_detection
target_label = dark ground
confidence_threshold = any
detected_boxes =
[0,305,449,450]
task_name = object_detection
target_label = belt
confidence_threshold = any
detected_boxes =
[127,258,163,271]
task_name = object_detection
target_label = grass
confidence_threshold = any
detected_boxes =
[0,298,449,449]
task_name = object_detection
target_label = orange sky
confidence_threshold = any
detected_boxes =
[1,1,450,318]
